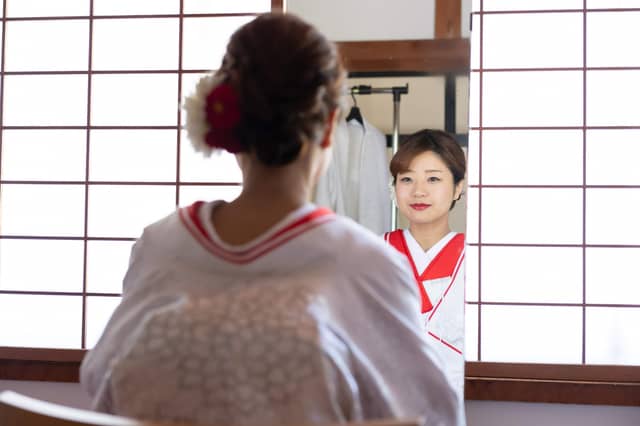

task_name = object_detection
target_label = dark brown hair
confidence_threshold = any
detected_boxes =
[390,129,466,209]
[221,13,346,166]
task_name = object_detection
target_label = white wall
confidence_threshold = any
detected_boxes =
[465,400,640,426]
[287,0,435,41]
[0,380,91,409]
[461,0,471,38]
[288,0,474,41]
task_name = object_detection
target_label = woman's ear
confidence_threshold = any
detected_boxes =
[319,108,339,149]
[454,179,465,201]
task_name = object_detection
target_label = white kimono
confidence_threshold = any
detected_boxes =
[80,201,460,426]
[383,230,466,415]
[314,118,391,234]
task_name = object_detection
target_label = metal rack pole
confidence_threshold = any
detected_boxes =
[391,89,402,230]
[349,84,408,231]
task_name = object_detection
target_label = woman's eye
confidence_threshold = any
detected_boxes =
[399,177,412,183]
[427,176,441,183]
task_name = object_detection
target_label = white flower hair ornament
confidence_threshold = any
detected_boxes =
[183,72,246,156]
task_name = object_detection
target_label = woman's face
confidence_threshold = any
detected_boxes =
[394,150,463,229]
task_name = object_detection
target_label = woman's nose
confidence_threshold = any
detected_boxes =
[413,185,427,197]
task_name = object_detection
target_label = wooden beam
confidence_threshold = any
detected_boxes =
[0,348,84,382]
[465,362,640,406]
[0,347,85,363]
[466,361,640,383]
[0,359,79,383]
[466,378,640,406]
[271,0,284,13]
[336,39,470,74]
[435,0,462,38]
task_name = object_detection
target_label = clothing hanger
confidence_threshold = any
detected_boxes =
[346,90,364,126]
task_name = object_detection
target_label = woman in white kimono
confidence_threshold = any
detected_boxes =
[80,14,460,426]
[383,129,466,416]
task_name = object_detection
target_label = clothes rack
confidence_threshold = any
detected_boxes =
[349,84,409,230]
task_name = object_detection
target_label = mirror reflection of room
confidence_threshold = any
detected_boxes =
[310,73,469,414]
[293,0,470,418]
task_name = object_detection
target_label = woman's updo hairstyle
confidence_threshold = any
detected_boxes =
[221,13,346,166]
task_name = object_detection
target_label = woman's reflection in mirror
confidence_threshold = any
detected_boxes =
[383,129,467,417]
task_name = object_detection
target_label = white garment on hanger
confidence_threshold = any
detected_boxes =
[314,117,391,234]
[315,119,348,219]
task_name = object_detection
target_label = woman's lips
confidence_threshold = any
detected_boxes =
[410,203,430,211]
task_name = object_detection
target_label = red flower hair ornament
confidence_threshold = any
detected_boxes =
[184,73,245,156]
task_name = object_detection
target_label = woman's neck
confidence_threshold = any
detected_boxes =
[211,155,315,245]
[408,220,451,252]
[242,156,313,207]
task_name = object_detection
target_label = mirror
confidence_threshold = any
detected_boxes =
[313,74,470,405]
[290,0,640,410]
[287,0,471,408]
